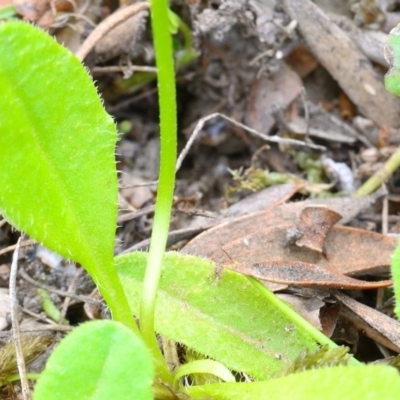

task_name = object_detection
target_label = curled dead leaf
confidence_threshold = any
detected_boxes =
[293,205,342,253]
[225,260,392,290]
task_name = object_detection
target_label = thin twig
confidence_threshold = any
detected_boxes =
[16,325,73,333]
[9,237,31,400]
[21,307,58,325]
[121,226,209,253]
[108,87,158,113]
[0,239,35,256]
[92,65,157,74]
[75,2,150,62]
[0,325,73,341]
[18,270,102,305]
[120,181,158,188]
[175,112,326,173]
[119,111,324,225]
[117,205,156,223]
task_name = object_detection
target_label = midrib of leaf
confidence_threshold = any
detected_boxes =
[157,289,285,361]
[117,252,317,379]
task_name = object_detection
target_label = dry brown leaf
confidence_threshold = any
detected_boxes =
[221,225,396,276]
[245,63,303,134]
[294,205,342,253]
[183,194,389,270]
[335,291,400,353]
[95,9,148,62]
[277,293,324,331]
[320,302,341,337]
[285,46,319,78]
[225,260,391,289]
[12,0,73,26]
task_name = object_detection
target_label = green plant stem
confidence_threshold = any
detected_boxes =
[139,0,176,385]
[98,271,140,335]
[250,279,361,366]
[354,146,400,197]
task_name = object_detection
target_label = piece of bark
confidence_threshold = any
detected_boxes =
[329,13,389,67]
[283,0,400,128]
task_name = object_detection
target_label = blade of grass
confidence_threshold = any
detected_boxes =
[139,0,177,384]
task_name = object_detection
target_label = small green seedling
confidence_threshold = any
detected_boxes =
[1,8,400,400]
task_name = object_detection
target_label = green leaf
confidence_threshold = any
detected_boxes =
[168,9,179,34]
[33,321,153,400]
[174,360,236,387]
[385,25,400,96]
[183,365,400,399]
[0,22,138,329]
[0,21,117,273]
[116,252,317,379]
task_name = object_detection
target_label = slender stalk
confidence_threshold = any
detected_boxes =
[354,146,400,197]
[99,272,140,335]
[139,0,177,384]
